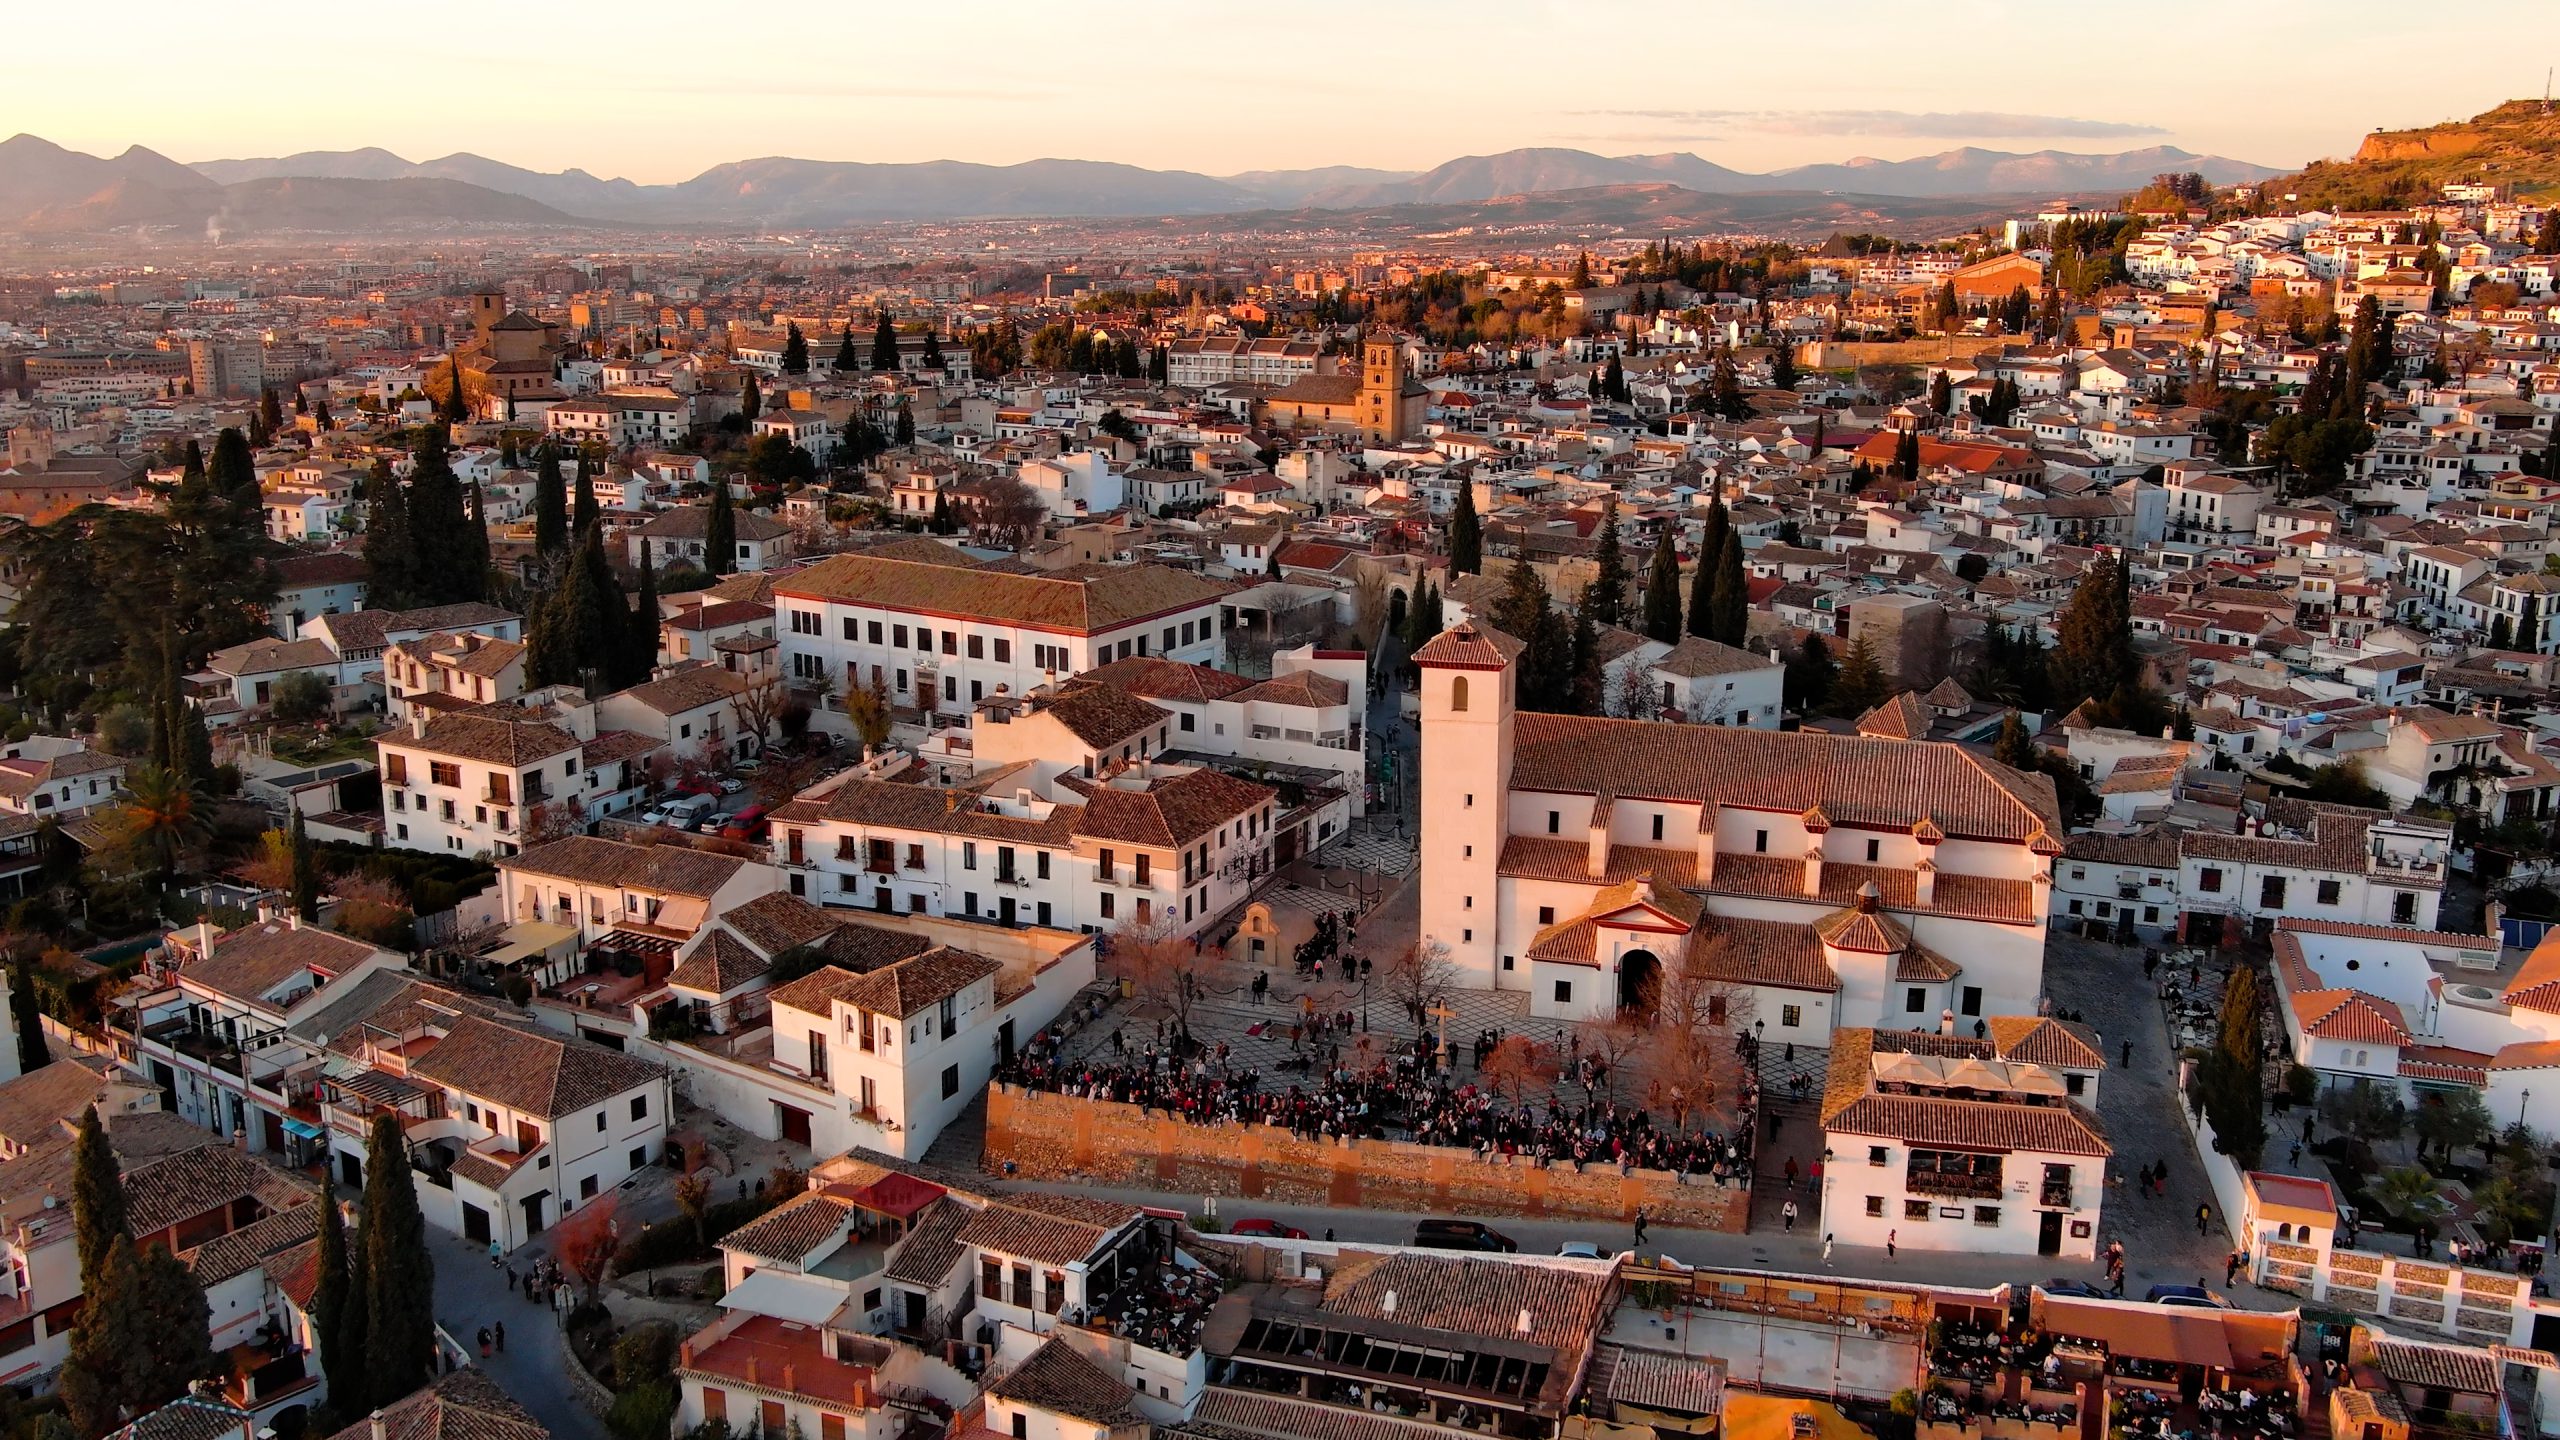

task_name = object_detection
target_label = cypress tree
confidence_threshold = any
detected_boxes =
[704,485,737,578]
[1446,484,1482,576]
[872,312,900,372]
[1708,527,1748,645]
[573,452,600,534]
[441,356,471,423]
[1687,497,1729,639]
[9,963,45,1076]
[628,543,660,686]
[360,1110,434,1409]
[1640,531,1683,643]
[1831,634,1891,716]
[740,371,761,421]
[922,331,946,371]
[402,435,474,607]
[72,1105,127,1297]
[464,482,492,603]
[181,439,205,484]
[780,323,810,375]
[1994,710,2039,771]
[1785,632,1836,714]
[289,809,319,922]
[207,427,257,506]
[895,402,916,447]
[1581,497,1628,630]
[258,387,283,440]
[310,1196,361,1411]
[2051,552,2135,714]
[833,325,858,371]
[533,445,569,559]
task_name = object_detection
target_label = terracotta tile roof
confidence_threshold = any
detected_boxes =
[1688,916,1838,992]
[834,947,1001,1019]
[109,1395,257,1440]
[2399,1044,2493,1084]
[1036,683,1169,749]
[183,1199,319,1286]
[990,1337,1143,1426]
[1985,1016,2104,1069]
[1319,1251,1615,1351]
[183,922,380,1008]
[1814,901,1908,953]
[667,930,770,995]
[497,834,747,898]
[2503,929,2560,1013]
[1856,692,1933,740]
[1895,945,1962,983]
[2487,1038,2560,1071]
[0,1058,142,1151]
[1507,713,2060,841]
[1498,837,1698,888]
[2187,801,2436,886]
[1712,852,2039,924]
[1651,636,1777,679]
[1604,1345,1726,1416]
[1079,657,1254,702]
[1412,621,1525,670]
[1179,1389,1455,1440]
[882,1196,973,1285]
[1228,671,1352,707]
[715,892,845,959]
[610,665,748,716]
[404,1015,664,1118]
[2369,1337,2500,1395]
[124,1142,311,1238]
[817,779,1083,846]
[779,553,1230,634]
[1072,767,1274,848]
[2292,990,2413,1046]
[638,504,788,542]
[384,711,578,767]
[274,551,370,587]
[720,1193,851,1264]
[954,1193,1138,1265]
[321,1369,546,1440]
[1821,1028,2111,1156]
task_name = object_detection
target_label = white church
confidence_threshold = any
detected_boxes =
[1414,621,2069,1045]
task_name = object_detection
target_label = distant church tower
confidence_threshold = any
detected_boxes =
[1359,337,1409,445]
[1414,621,1518,992]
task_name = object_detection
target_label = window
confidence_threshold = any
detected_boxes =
[2260,875,2287,909]
[1905,1199,1932,1220]
[1553,980,1573,1004]
[868,621,883,644]
[1865,1195,1885,1217]
[2199,866,2225,893]
[1973,1206,2001,1227]
[2392,891,2418,924]
[1450,676,1469,712]
[982,1259,1002,1300]
[963,842,977,870]
[2317,879,2342,905]
[941,631,957,656]
[1651,814,1664,842]
[967,635,984,659]
[894,624,909,648]
[994,639,1011,663]
[1754,830,1768,853]
[1868,1146,1888,1166]
[1780,1004,1802,1027]
[580,1175,599,1199]
[429,761,461,788]
[595,1111,607,1132]
[942,1065,960,1099]
[1537,906,1555,925]
[1905,987,1927,1013]
[1960,985,1982,1016]
[789,610,820,635]
[630,1094,648,1121]
[1866,838,1881,863]
[1100,893,1115,919]
[1547,811,1560,834]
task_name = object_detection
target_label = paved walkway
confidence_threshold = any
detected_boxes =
[428,1228,608,1440]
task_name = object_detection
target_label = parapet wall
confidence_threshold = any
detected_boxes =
[982,1083,1749,1232]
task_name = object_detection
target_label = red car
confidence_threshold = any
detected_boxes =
[1228,1218,1309,1240]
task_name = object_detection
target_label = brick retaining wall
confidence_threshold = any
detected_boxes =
[981,1084,1749,1232]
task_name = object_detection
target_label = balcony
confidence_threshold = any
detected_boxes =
[1907,1168,2003,1200]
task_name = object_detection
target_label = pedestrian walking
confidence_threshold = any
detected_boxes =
[2196,1202,2212,1236]
[1633,1206,1649,1246]
[1886,1229,1897,1260]
[1782,1199,1799,1233]
[493,1321,505,1353]
[504,1264,516,1292]
[487,1239,501,1268]
[2121,1040,2132,1068]
[2225,1249,2244,1286]
[476,1327,491,1360]
[1783,1156,1799,1191]
[1822,1233,1834,1267]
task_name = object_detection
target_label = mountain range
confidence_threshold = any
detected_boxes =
[0,132,2284,234]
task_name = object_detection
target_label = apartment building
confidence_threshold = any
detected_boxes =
[773,544,1230,729]
[376,697,660,856]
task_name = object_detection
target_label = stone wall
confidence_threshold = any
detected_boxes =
[982,1084,1749,1232]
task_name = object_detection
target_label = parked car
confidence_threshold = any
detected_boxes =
[718,804,770,841]
[2145,1284,2231,1309]
[663,794,718,828]
[734,757,762,775]
[638,805,672,827]
[1557,1241,1603,1260]
[1413,1219,1516,1253]
[1228,1218,1309,1240]
[2044,1279,2112,1299]
[696,810,737,834]
[716,777,747,796]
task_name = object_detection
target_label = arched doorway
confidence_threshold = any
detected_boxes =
[1618,950,1661,1017]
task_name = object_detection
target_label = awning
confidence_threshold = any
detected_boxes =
[480,921,579,968]
[280,1116,326,1140]
[598,929,683,958]
[719,1267,847,1327]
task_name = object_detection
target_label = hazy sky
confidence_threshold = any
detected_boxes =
[16,0,2534,181]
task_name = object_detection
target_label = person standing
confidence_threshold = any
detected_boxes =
[1822,1233,1835,1267]
[1782,1199,1799,1233]
[1886,1229,1897,1260]
[1633,1206,1649,1246]
[493,1320,506,1354]
[2196,1202,2213,1236]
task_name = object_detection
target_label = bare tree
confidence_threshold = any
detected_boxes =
[973,475,1047,551]
[1350,568,1390,646]
[731,673,786,757]
[520,796,588,846]
[1114,921,1203,1042]
[1639,934,1755,1134]
[1480,1034,1561,1110]
[1375,938,1456,1026]
[1588,1014,1654,1107]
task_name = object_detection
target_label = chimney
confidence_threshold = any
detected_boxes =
[1939,1008,1957,1037]
[1802,844,1824,897]
[369,1412,387,1440]
[1914,857,1937,907]
[1695,807,1717,887]
[409,709,429,740]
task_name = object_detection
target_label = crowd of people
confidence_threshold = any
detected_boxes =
[997,1022,1758,1182]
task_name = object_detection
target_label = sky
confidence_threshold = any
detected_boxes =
[11,0,2537,182]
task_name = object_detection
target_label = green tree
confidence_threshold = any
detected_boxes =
[1446,484,1482,576]
[2414,1088,2494,1165]
[779,322,809,375]
[894,401,916,447]
[257,387,284,443]
[361,461,418,610]
[9,963,46,1075]
[402,434,481,606]
[1994,710,2039,771]
[740,370,761,421]
[1785,632,1835,713]
[440,356,471,423]
[704,486,737,578]
[1707,528,1748,645]
[207,427,257,505]
[1687,497,1730,639]
[1581,497,1629,629]
[2049,552,2134,715]
[117,765,206,888]
[71,1104,126,1296]
[310,1194,362,1412]
[360,1110,435,1408]
[872,312,900,372]
[289,809,320,922]
[832,325,858,371]
[1830,634,1891,716]
[533,444,569,560]
[269,670,331,724]
[922,330,946,371]
[1639,533,1683,643]
[628,543,661,686]
[1770,344,1798,391]
[573,451,600,534]
[62,1234,214,1438]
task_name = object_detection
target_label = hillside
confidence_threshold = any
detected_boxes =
[2283,100,2560,208]
[0,136,594,234]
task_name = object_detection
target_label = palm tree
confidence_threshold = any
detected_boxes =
[117,765,207,887]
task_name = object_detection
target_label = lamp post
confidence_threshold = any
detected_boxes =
[2524,1089,2534,1129]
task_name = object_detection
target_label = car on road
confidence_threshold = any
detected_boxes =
[2145,1284,2231,1309]
[638,805,672,826]
[1413,1219,1516,1253]
[1228,1218,1309,1240]
[1558,1241,1604,1260]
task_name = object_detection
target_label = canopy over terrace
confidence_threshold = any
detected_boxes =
[2031,1295,2297,1379]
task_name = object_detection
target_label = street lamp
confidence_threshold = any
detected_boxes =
[2524,1089,2534,1128]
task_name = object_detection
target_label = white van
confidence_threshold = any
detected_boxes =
[663,794,717,827]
